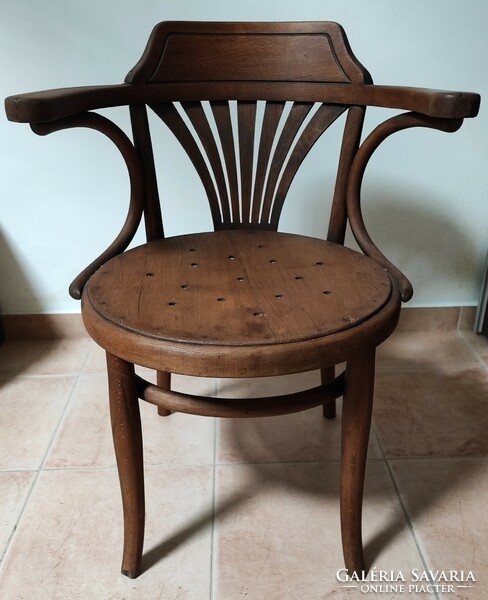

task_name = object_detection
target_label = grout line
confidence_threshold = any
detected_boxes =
[0,343,92,567]
[372,422,441,600]
[0,471,37,568]
[457,330,488,374]
[456,307,464,331]
[209,414,218,600]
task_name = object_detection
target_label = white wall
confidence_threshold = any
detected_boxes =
[1,0,487,314]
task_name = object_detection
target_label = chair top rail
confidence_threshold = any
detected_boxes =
[5,82,480,125]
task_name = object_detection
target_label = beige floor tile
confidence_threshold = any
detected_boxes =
[46,374,216,468]
[390,458,488,599]
[0,471,36,557]
[82,341,107,374]
[373,368,488,458]
[377,330,480,371]
[0,376,75,469]
[218,399,381,464]
[0,466,213,600]
[0,339,91,376]
[217,370,381,463]
[214,460,430,599]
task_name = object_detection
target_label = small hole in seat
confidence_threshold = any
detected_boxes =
[181,284,190,289]
[168,301,177,306]
[295,276,303,280]
[146,272,154,277]
[316,261,324,266]
[253,311,264,317]
[275,294,283,299]
[269,259,277,264]
[237,277,245,282]
[217,297,226,302]
[191,263,198,268]
[323,290,332,295]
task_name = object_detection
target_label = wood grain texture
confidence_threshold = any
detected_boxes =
[85,230,392,346]
[5,20,480,583]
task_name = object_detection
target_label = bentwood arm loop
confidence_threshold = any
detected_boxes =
[346,111,464,302]
[30,112,145,299]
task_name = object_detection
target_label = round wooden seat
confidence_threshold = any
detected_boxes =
[82,230,400,376]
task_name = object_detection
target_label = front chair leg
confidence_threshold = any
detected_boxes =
[107,352,145,579]
[340,349,375,575]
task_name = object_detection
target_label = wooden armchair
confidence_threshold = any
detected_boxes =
[5,21,480,580]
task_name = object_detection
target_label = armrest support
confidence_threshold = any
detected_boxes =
[5,82,480,124]
[347,112,464,302]
[30,112,145,299]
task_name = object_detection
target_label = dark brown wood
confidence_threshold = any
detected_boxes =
[5,20,480,583]
[321,366,337,419]
[156,371,171,417]
[341,349,375,575]
[84,230,393,347]
[347,112,463,302]
[106,353,145,579]
[237,102,257,224]
[211,101,241,223]
[31,112,145,299]
[261,103,313,226]
[251,101,285,224]
[151,101,223,227]
[137,372,345,417]
[129,104,164,241]
[125,22,371,85]
[327,106,365,244]
[5,83,480,125]
[269,103,346,227]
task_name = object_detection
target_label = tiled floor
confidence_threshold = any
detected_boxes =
[0,312,487,599]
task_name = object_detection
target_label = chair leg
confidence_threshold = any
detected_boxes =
[340,349,375,575]
[106,352,145,579]
[156,371,171,416]
[321,366,336,419]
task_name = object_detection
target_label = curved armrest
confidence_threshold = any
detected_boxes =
[5,82,480,124]
[347,112,465,302]
[30,112,145,299]
[5,84,135,124]
[342,84,479,119]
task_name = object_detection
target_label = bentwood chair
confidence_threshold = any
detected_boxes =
[5,22,480,580]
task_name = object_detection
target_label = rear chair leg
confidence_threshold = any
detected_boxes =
[340,349,375,575]
[157,371,171,416]
[321,366,337,419]
[107,352,145,579]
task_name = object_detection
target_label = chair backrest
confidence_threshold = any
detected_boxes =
[126,22,372,243]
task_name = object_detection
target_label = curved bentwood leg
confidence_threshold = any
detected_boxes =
[321,366,337,419]
[156,371,171,416]
[340,349,375,575]
[106,352,145,579]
